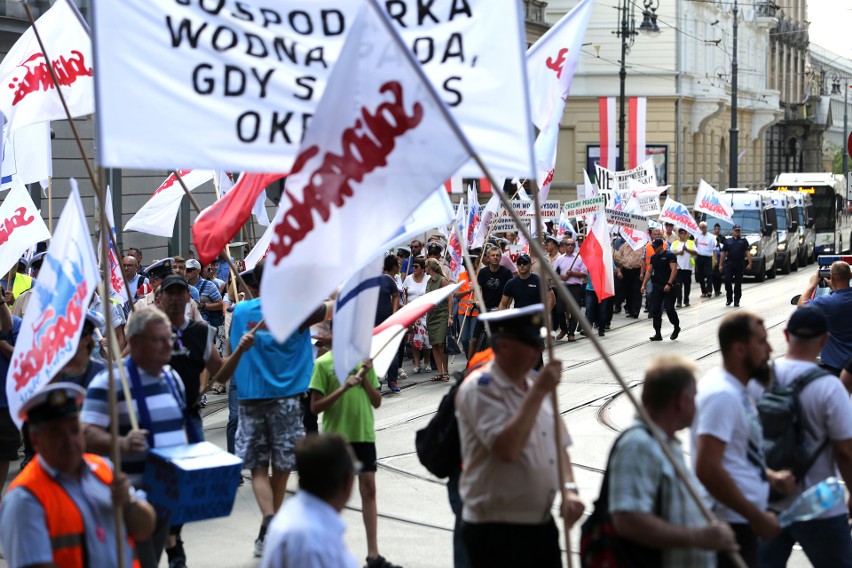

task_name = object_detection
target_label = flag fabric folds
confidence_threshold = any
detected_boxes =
[1,121,52,191]
[6,180,97,427]
[598,97,617,170]
[693,180,734,223]
[0,177,51,277]
[579,205,614,302]
[259,2,469,342]
[193,173,284,265]
[124,169,212,238]
[333,255,385,386]
[101,186,127,303]
[448,199,465,281]
[0,0,93,132]
[628,97,647,169]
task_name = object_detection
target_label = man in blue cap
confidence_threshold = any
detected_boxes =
[719,225,752,307]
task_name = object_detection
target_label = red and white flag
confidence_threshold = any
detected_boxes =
[7,180,97,427]
[193,172,283,265]
[0,176,51,277]
[0,0,93,132]
[448,199,465,281]
[471,194,500,249]
[599,97,617,170]
[628,97,647,169]
[260,2,469,342]
[124,169,212,237]
[579,204,615,301]
[526,0,593,201]
[100,186,126,303]
[444,177,463,194]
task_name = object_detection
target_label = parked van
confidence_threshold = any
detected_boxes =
[758,190,800,274]
[699,189,778,282]
[785,190,816,266]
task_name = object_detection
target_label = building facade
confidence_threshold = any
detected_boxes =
[809,44,852,174]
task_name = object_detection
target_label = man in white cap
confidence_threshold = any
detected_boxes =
[1,383,156,568]
[456,304,584,567]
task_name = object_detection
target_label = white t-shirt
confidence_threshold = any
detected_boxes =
[671,240,694,271]
[692,367,769,523]
[402,274,428,303]
[694,232,717,257]
[748,358,852,517]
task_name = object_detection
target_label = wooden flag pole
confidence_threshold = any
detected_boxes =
[47,177,53,233]
[365,3,746,565]
[170,170,254,301]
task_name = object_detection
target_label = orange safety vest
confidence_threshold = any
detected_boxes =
[8,453,141,568]
[457,271,480,317]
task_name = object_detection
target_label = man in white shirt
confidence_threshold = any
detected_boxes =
[671,229,697,308]
[692,311,795,568]
[694,222,717,298]
[747,307,852,567]
[261,433,359,568]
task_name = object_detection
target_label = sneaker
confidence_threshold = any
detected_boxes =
[398,369,408,380]
[253,537,264,557]
[389,380,400,393]
[425,365,432,372]
[412,366,422,374]
[200,394,208,408]
[365,555,402,568]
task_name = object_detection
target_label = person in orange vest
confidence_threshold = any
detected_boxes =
[0,383,155,568]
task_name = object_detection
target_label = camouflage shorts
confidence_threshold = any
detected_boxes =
[235,397,304,471]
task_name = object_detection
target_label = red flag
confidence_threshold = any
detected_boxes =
[579,208,615,301]
[192,172,284,265]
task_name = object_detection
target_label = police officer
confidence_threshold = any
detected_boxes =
[641,238,680,341]
[718,225,753,307]
[1,383,156,568]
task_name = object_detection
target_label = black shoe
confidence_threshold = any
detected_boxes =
[676,302,682,308]
[715,292,722,297]
[365,555,402,568]
[649,334,663,341]
[598,331,605,337]
[726,300,732,306]
[670,326,680,340]
[734,302,740,307]
[684,301,690,307]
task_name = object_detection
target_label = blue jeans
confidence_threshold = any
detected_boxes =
[447,471,471,568]
[227,379,238,454]
[758,514,852,568]
[459,315,477,357]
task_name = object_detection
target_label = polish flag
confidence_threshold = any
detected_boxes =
[628,97,647,169]
[192,172,284,265]
[259,2,469,342]
[599,97,616,170]
[123,169,212,238]
[444,177,463,194]
[579,204,614,301]
[448,199,465,281]
[466,184,479,246]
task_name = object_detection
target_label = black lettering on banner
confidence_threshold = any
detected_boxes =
[304,46,327,68]
[273,37,298,64]
[224,65,246,96]
[198,0,225,16]
[302,113,312,142]
[252,67,274,97]
[321,10,345,36]
[288,10,313,35]
[417,0,440,25]
[385,0,407,26]
[192,63,215,95]
[211,25,238,52]
[443,76,462,107]
[237,111,260,142]
[245,32,269,58]
[230,2,253,22]
[449,0,473,19]
[260,7,282,28]
[294,76,316,100]
[412,36,434,64]
[270,111,294,143]
[166,16,207,48]
[442,32,464,63]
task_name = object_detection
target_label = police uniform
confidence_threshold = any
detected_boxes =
[0,384,142,568]
[456,305,570,568]
[647,241,680,340]
[721,229,750,306]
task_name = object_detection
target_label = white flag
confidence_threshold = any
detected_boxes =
[659,197,700,237]
[94,0,532,179]
[471,194,500,249]
[1,121,51,191]
[693,179,734,223]
[101,186,127,303]
[333,255,385,386]
[526,0,593,201]
[260,2,469,342]
[0,0,93,131]
[0,177,51,277]
[6,180,97,427]
[124,169,212,237]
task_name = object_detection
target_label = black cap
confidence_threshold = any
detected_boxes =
[161,275,190,292]
[20,383,85,425]
[652,238,665,248]
[468,247,483,257]
[145,258,174,279]
[516,253,531,265]
[479,304,545,347]
[732,224,741,230]
[786,306,828,339]
[240,268,258,289]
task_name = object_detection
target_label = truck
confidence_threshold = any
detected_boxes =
[699,189,778,282]
[758,190,800,274]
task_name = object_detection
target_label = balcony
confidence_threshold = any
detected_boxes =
[525,0,547,25]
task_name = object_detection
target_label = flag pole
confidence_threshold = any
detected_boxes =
[47,177,53,233]
[532,185,572,568]
[364,2,746,565]
[211,175,241,306]
[170,171,255,301]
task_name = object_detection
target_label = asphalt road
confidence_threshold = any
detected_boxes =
[0,265,825,567]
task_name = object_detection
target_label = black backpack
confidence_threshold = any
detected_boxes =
[415,372,463,478]
[580,425,662,568]
[756,365,829,480]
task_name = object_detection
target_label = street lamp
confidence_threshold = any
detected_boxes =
[729,0,739,189]
[614,0,660,170]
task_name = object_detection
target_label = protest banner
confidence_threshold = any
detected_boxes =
[595,158,656,192]
[498,200,561,219]
[94,0,533,178]
[693,179,734,223]
[562,196,605,218]
[605,208,649,233]
[0,177,51,277]
[492,215,530,234]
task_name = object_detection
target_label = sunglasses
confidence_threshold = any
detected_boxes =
[517,261,530,266]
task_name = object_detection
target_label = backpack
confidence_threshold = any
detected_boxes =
[756,365,829,481]
[580,425,662,568]
[415,372,463,478]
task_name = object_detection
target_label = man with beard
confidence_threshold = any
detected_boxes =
[692,312,795,568]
